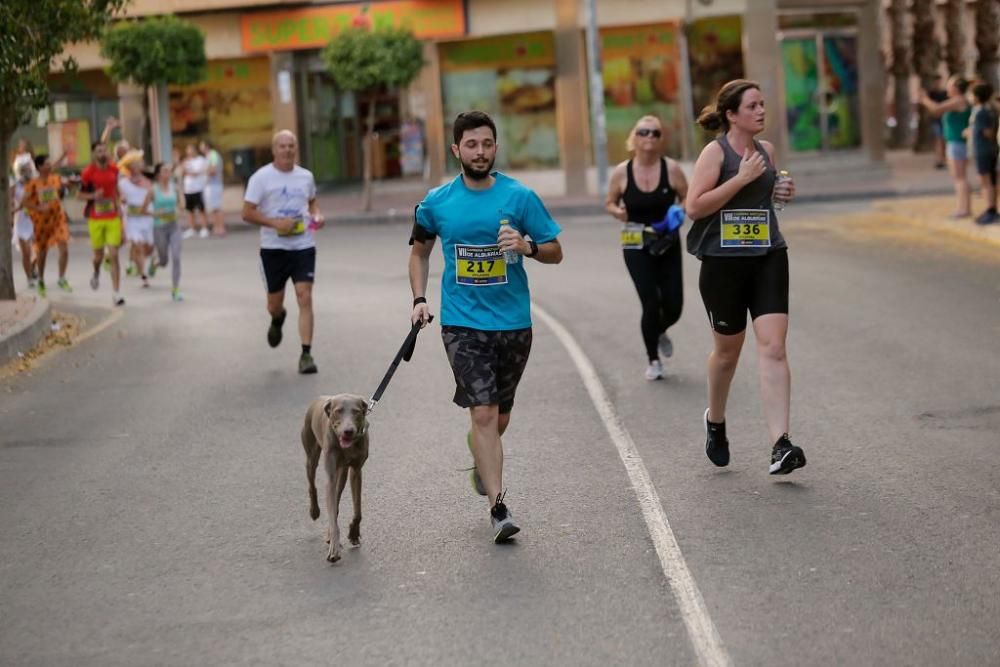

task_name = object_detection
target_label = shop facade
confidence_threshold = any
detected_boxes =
[37,0,884,193]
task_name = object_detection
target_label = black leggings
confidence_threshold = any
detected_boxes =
[623,240,684,361]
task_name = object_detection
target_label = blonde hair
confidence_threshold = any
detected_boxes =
[625,115,665,154]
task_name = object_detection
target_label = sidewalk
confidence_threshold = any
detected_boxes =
[0,294,51,366]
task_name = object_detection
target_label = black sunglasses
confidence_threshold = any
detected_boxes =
[635,128,662,138]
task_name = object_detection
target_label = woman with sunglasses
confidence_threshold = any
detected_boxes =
[685,79,805,476]
[605,115,688,381]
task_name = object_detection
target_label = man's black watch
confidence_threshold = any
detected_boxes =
[526,240,539,258]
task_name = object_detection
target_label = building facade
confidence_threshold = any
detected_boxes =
[23,0,884,194]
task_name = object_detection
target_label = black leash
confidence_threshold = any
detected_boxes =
[366,315,433,415]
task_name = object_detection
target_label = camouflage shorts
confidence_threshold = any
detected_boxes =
[440,326,533,414]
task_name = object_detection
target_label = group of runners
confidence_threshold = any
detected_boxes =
[247,78,804,545]
[9,118,202,305]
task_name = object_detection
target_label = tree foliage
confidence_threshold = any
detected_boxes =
[0,0,128,137]
[100,15,206,89]
[322,27,424,93]
[322,27,424,211]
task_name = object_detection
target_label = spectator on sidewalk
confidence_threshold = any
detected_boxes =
[920,75,972,219]
[967,81,998,225]
[200,139,226,237]
[925,75,949,170]
[181,143,210,239]
[23,154,72,296]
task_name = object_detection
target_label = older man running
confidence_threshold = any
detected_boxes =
[242,130,325,374]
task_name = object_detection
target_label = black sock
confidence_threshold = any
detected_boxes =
[271,309,285,326]
[302,344,311,355]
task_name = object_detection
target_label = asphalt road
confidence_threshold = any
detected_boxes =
[2,202,998,666]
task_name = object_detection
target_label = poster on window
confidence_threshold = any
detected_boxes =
[169,58,273,159]
[46,120,91,168]
[439,32,559,170]
[600,23,683,163]
[686,15,745,146]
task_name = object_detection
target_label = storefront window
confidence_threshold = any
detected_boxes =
[169,57,273,182]
[686,15,745,147]
[600,23,683,163]
[439,32,559,171]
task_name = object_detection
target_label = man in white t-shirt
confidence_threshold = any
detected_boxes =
[242,130,326,374]
[182,144,210,239]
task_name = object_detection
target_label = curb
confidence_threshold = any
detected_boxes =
[0,297,52,366]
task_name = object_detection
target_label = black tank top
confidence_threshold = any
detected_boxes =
[622,158,676,225]
[686,134,786,258]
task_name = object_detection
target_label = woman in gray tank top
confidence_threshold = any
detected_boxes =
[684,79,807,476]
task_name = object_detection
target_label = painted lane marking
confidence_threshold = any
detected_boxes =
[533,303,731,667]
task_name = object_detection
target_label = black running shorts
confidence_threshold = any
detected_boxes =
[259,247,316,293]
[698,248,788,335]
[184,191,205,213]
[440,326,532,414]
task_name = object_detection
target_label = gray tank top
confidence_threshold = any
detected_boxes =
[686,134,787,258]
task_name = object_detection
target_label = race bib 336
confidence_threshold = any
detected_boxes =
[720,209,771,248]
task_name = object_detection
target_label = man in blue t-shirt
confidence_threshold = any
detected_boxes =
[409,111,563,543]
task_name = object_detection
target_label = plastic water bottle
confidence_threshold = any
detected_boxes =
[773,170,792,211]
[499,217,520,264]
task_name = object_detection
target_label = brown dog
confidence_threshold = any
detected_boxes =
[301,394,370,563]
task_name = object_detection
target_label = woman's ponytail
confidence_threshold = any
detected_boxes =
[697,107,723,132]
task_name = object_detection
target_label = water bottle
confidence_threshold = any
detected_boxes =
[773,170,792,211]
[499,217,520,264]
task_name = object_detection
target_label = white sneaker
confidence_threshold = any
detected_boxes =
[198,228,210,239]
[645,360,664,381]
[657,333,674,359]
[112,293,125,307]
[182,228,196,240]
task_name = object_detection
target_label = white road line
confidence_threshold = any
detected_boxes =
[533,304,731,667]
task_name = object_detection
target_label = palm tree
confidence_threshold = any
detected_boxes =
[888,0,911,148]
[911,0,940,151]
[973,0,999,91]
[943,0,967,77]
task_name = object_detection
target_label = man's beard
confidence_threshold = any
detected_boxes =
[461,156,494,181]
[96,156,108,166]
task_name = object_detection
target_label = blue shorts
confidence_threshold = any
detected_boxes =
[946,141,968,162]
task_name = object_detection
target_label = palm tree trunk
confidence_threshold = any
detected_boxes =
[911,0,940,152]
[362,96,375,212]
[888,0,911,148]
[943,0,967,76]
[974,0,1000,91]
[141,86,153,159]
[0,130,15,300]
